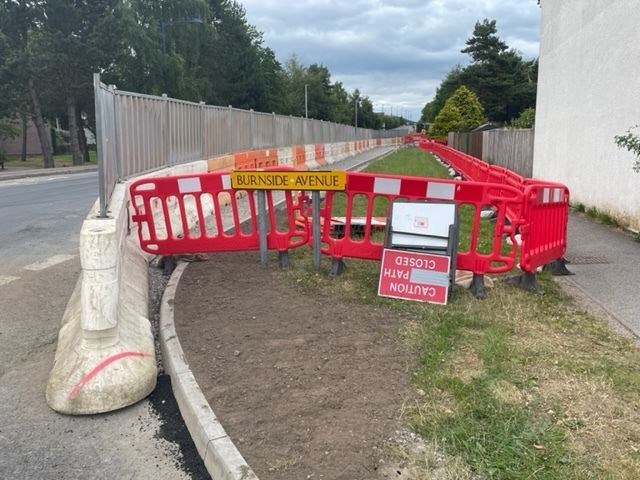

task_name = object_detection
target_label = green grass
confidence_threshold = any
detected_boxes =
[2,151,96,169]
[275,148,640,479]
[361,147,451,178]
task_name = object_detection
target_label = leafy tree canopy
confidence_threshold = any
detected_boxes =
[431,101,462,138]
[444,85,484,131]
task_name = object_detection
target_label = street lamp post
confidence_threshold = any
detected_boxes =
[160,16,204,92]
[304,84,309,118]
[354,99,358,128]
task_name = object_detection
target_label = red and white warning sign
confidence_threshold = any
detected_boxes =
[377,248,451,304]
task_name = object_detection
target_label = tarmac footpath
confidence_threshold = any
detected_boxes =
[557,212,640,340]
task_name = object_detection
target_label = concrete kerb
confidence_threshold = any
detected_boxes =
[160,263,258,480]
[0,165,97,182]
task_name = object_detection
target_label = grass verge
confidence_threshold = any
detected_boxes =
[2,151,96,169]
[276,147,640,479]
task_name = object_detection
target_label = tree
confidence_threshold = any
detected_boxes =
[422,19,537,125]
[17,0,134,166]
[329,81,351,124]
[461,19,507,63]
[431,102,463,138]
[420,67,463,124]
[509,107,535,128]
[0,0,54,167]
[444,86,484,131]
[458,20,536,121]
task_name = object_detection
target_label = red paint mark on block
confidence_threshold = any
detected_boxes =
[67,351,152,400]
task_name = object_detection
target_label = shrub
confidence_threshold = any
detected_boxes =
[614,125,640,173]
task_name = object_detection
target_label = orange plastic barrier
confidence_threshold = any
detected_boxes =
[314,144,327,166]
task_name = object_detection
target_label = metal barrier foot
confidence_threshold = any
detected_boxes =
[543,258,574,276]
[505,272,542,293]
[469,274,487,299]
[330,258,346,276]
[278,251,290,269]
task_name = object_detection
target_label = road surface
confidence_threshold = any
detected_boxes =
[0,172,208,480]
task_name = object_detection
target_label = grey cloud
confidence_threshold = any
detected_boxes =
[241,0,540,121]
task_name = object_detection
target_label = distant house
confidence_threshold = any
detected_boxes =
[533,0,640,230]
[0,117,43,155]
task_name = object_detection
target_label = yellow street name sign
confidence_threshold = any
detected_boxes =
[230,170,346,191]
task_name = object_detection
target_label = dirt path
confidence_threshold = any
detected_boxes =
[174,251,415,479]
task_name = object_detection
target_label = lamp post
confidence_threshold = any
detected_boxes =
[160,16,204,92]
[304,84,309,118]
[354,99,358,128]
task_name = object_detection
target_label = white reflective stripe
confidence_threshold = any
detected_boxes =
[24,254,76,271]
[222,174,231,190]
[410,269,450,287]
[374,177,401,195]
[178,177,202,194]
[427,182,455,200]
[0,275,19,286]
[553,188,563,202]
[542,188,550,203]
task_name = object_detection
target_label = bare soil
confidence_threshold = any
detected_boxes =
[174,251,415,480]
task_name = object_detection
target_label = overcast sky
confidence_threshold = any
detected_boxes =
[240,0,541,121]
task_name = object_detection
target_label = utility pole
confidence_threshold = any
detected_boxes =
[304,84,309,118]
[354,99,358,128]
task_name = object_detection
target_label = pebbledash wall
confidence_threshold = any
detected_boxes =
[46,137,401,416]
[533,0,640,230]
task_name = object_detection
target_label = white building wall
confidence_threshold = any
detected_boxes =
[533,0,640,230]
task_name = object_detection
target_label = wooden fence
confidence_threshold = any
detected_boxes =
[447,128,534,177]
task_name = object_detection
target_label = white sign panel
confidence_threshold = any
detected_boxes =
[390,202,456,249]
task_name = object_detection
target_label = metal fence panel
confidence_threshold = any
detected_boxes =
[203,106,231,156]
[95,74,407,215]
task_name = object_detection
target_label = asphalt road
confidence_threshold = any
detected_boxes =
[0,172,97,273]
[0,172,208,479]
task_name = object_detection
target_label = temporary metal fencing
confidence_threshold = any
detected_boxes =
[95,74,406,217]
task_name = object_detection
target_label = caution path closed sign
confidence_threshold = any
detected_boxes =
[377,248,450,304]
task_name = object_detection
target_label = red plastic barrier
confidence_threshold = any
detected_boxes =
[129,170,308,255]
[403,133,427,145]
[309,171,524,274]
[519,184,570,273]
[420,140,571,273]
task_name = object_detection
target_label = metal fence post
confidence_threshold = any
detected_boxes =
[111,84,121,181]
[227,105,233,154]
[249,109,255,150]
[94,74,107,218]
[272,112,276,147]
[199,101,205,160]
[162,93,170,165]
